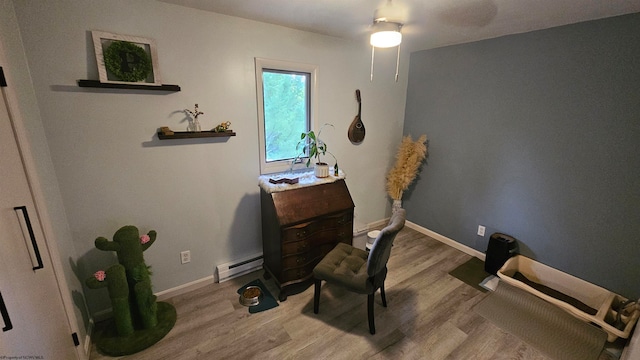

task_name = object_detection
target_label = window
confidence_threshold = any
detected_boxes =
[255,58,317,174]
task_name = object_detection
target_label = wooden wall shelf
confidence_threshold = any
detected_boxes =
[77,80,181,92]
[157,130,236,140]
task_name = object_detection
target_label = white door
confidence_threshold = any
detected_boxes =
[0,67,77,358]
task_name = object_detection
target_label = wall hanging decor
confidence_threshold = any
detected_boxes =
[91,31,162,86]
[348,89,365,143]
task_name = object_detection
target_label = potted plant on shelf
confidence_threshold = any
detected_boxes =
[293,123,338,178]
[184,103,204,132]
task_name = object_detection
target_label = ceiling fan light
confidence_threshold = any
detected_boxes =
[370,22,402,48]
[370,30,402,48]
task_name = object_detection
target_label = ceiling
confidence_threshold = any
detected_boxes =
[159,0,640,52]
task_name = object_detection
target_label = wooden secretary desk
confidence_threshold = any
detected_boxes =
[259,175,354,301]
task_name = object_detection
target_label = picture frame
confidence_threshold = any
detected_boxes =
[91,31,162,86]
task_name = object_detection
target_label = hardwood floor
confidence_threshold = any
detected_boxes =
[89,227,620,360]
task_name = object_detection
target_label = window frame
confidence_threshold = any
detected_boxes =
[255,57,318,175]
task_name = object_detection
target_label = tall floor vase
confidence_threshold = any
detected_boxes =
[392,199,402,213]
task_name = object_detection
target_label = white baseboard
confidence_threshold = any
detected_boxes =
[369,217,390,229]
[90,275,215,323]
[155,275,215,301]
[405,221,486,260]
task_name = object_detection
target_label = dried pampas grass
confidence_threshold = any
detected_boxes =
[386,134,428,200]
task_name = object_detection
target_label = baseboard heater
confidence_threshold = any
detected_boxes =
[216,253,263,283]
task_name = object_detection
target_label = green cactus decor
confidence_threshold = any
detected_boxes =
[86,225,176,356]
[86,263,133,336]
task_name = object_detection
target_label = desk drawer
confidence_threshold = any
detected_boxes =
[282,212,352,243]
[281,243,337,270]
[282,228,350,255]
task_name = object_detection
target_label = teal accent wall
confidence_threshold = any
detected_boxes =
[403,13,640,298]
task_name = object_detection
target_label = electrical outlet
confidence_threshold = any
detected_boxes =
[477,225,486,237]
[180,250,191,264]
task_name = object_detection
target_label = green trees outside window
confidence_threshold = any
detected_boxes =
[256,58,317,174]
[262,70,310,163]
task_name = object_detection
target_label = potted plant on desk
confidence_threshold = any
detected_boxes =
[293,123,338,178]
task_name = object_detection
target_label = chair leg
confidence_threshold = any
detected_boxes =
[367,293,375,334]
[314,279,321,314]
[380,283,387,307]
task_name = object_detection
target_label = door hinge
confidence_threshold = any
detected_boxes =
[72,332,80,346]
[0,67,6,87]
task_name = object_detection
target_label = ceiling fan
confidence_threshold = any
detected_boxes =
[369,0,407,82]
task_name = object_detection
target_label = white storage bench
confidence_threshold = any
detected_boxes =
[498,255,639,342]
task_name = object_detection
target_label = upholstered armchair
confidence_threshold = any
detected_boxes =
[312,209,406,334]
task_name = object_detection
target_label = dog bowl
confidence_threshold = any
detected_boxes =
[239,285,263,307]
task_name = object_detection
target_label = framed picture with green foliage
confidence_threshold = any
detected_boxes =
[91,31,162,86]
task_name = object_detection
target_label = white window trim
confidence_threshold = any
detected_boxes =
[255,57,318,175]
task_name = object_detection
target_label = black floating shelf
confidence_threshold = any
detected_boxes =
[77,80,181,92]
[157,130,236,140]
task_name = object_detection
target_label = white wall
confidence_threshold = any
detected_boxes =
[1,0,90,352]
[12,0,408,315]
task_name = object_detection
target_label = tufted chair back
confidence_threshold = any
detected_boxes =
[368,208,406,278]
[313,208,406,334]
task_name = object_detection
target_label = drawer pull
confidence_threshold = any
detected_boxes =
[296,230,307,238]
[338,215,351,225]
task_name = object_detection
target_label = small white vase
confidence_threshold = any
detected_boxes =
[314,163,329,178]
[192,118,201,132]
[392,199,402,213]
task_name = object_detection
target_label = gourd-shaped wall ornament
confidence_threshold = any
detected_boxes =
[86,225,176,356]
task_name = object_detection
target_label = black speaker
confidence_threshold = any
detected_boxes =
[485,233,518,275]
